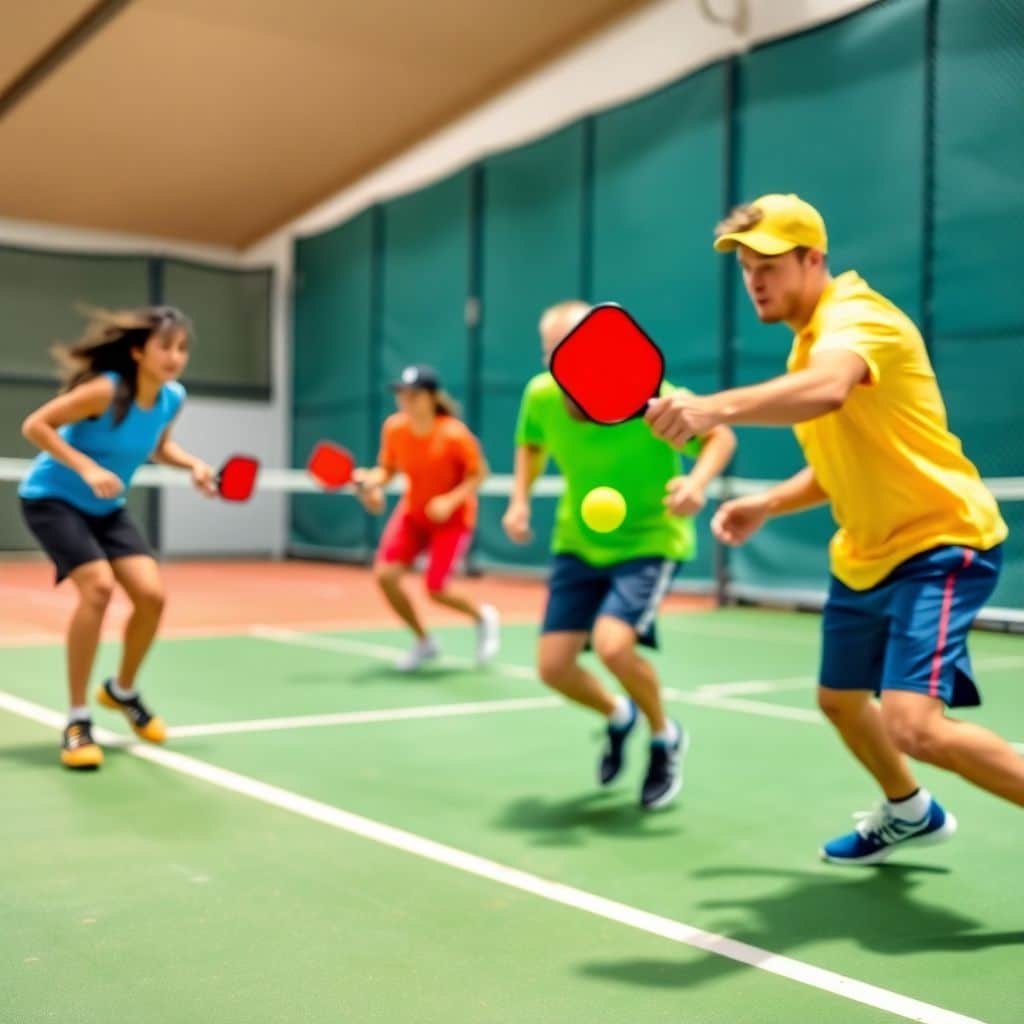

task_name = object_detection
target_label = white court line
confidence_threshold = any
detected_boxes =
[694,677,812,698]
[0,688,988,1024]
[3,613,1018,656]
[248,627,1024,753]
[250,626,823,724]
[248,626,416,662]
[248,625,538,679]
[0,614,544,647]
[165,690,815,741]
[167,696,561,739]
[664,688,824,724]
[2,623,1018,748]
[661,616,816,644]
[0,620,348,649]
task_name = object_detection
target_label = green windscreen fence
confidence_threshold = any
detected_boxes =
[163,260,273,397]
[476,126,587,570]
[291,0,1024,615]
[930,0,1024,608]
[0,247,149,379]
[291,211,377,556]
[591,66,725,584]
[0,244,273,552]
[292,176,475,560]
[377,172,475,550]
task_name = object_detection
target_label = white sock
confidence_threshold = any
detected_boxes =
[110,679,138,700]
[652,720,680,746]
[607,696,633,728]
[68,705,91,724]
[887,787,931,822]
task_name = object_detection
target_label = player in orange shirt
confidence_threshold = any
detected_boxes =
[354,365,499,671]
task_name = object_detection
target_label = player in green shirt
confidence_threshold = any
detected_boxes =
[503,301,736,809]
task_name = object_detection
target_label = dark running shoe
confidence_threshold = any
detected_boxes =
[598,700,638,786]
[640,722,688,811]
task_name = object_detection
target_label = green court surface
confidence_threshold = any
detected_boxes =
[2,608,1022,1024]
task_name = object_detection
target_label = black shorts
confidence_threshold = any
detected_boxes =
[20,498,153,583]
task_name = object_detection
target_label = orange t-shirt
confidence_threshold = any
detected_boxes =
[379,413,483,528]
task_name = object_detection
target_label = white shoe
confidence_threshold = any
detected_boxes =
[476,604,501,665]
[395,636,440,672]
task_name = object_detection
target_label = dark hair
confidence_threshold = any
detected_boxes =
[433,389,461,418]
[53,306,192,425]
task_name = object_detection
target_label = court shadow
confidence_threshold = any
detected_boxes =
[288,663,473,685]
[495,790,684,847]
[577,864,1022,991]
[0,742,69,769]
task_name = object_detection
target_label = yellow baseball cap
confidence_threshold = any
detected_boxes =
[714,193,828,255]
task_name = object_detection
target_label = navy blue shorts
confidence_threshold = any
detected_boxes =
[541,554,679,648]
[820,544,1002,708]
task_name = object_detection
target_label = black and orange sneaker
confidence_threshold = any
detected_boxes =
[61,720,103,770]
[96,679,167,743]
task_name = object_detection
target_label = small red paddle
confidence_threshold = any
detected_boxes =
[217,455,260,502]
[306,441,355,490]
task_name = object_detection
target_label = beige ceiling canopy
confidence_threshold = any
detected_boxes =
[0,0,649,248]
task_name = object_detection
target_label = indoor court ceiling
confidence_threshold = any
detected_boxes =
[0,0,650,247]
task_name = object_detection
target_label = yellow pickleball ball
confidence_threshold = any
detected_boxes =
[581,486,627,533]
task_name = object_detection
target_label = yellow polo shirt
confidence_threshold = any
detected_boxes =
[789,271,1007,590]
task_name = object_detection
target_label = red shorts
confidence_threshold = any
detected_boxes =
[377,509,473,593]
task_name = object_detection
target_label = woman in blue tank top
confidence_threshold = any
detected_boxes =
[19,306,214,770]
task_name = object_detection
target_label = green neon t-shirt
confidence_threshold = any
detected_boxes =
[514,373,701,567]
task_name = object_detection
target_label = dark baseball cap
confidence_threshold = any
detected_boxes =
[391,364,440,391]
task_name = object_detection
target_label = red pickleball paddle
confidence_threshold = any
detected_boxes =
[217,455,260,502]
[549,303,665,425]
[306,441,355,490]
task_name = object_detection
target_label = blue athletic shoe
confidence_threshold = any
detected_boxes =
[820,798,957,866]
[598,700,638,786]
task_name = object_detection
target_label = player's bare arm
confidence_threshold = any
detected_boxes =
[645,349,867,447]
[664,423,735,517]
[503,444,546,544]
[712,466,828,547]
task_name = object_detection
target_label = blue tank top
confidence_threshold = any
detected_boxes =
[19,372,186,516]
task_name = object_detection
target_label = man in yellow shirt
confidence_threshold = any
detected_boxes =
[645,193,1019,865]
